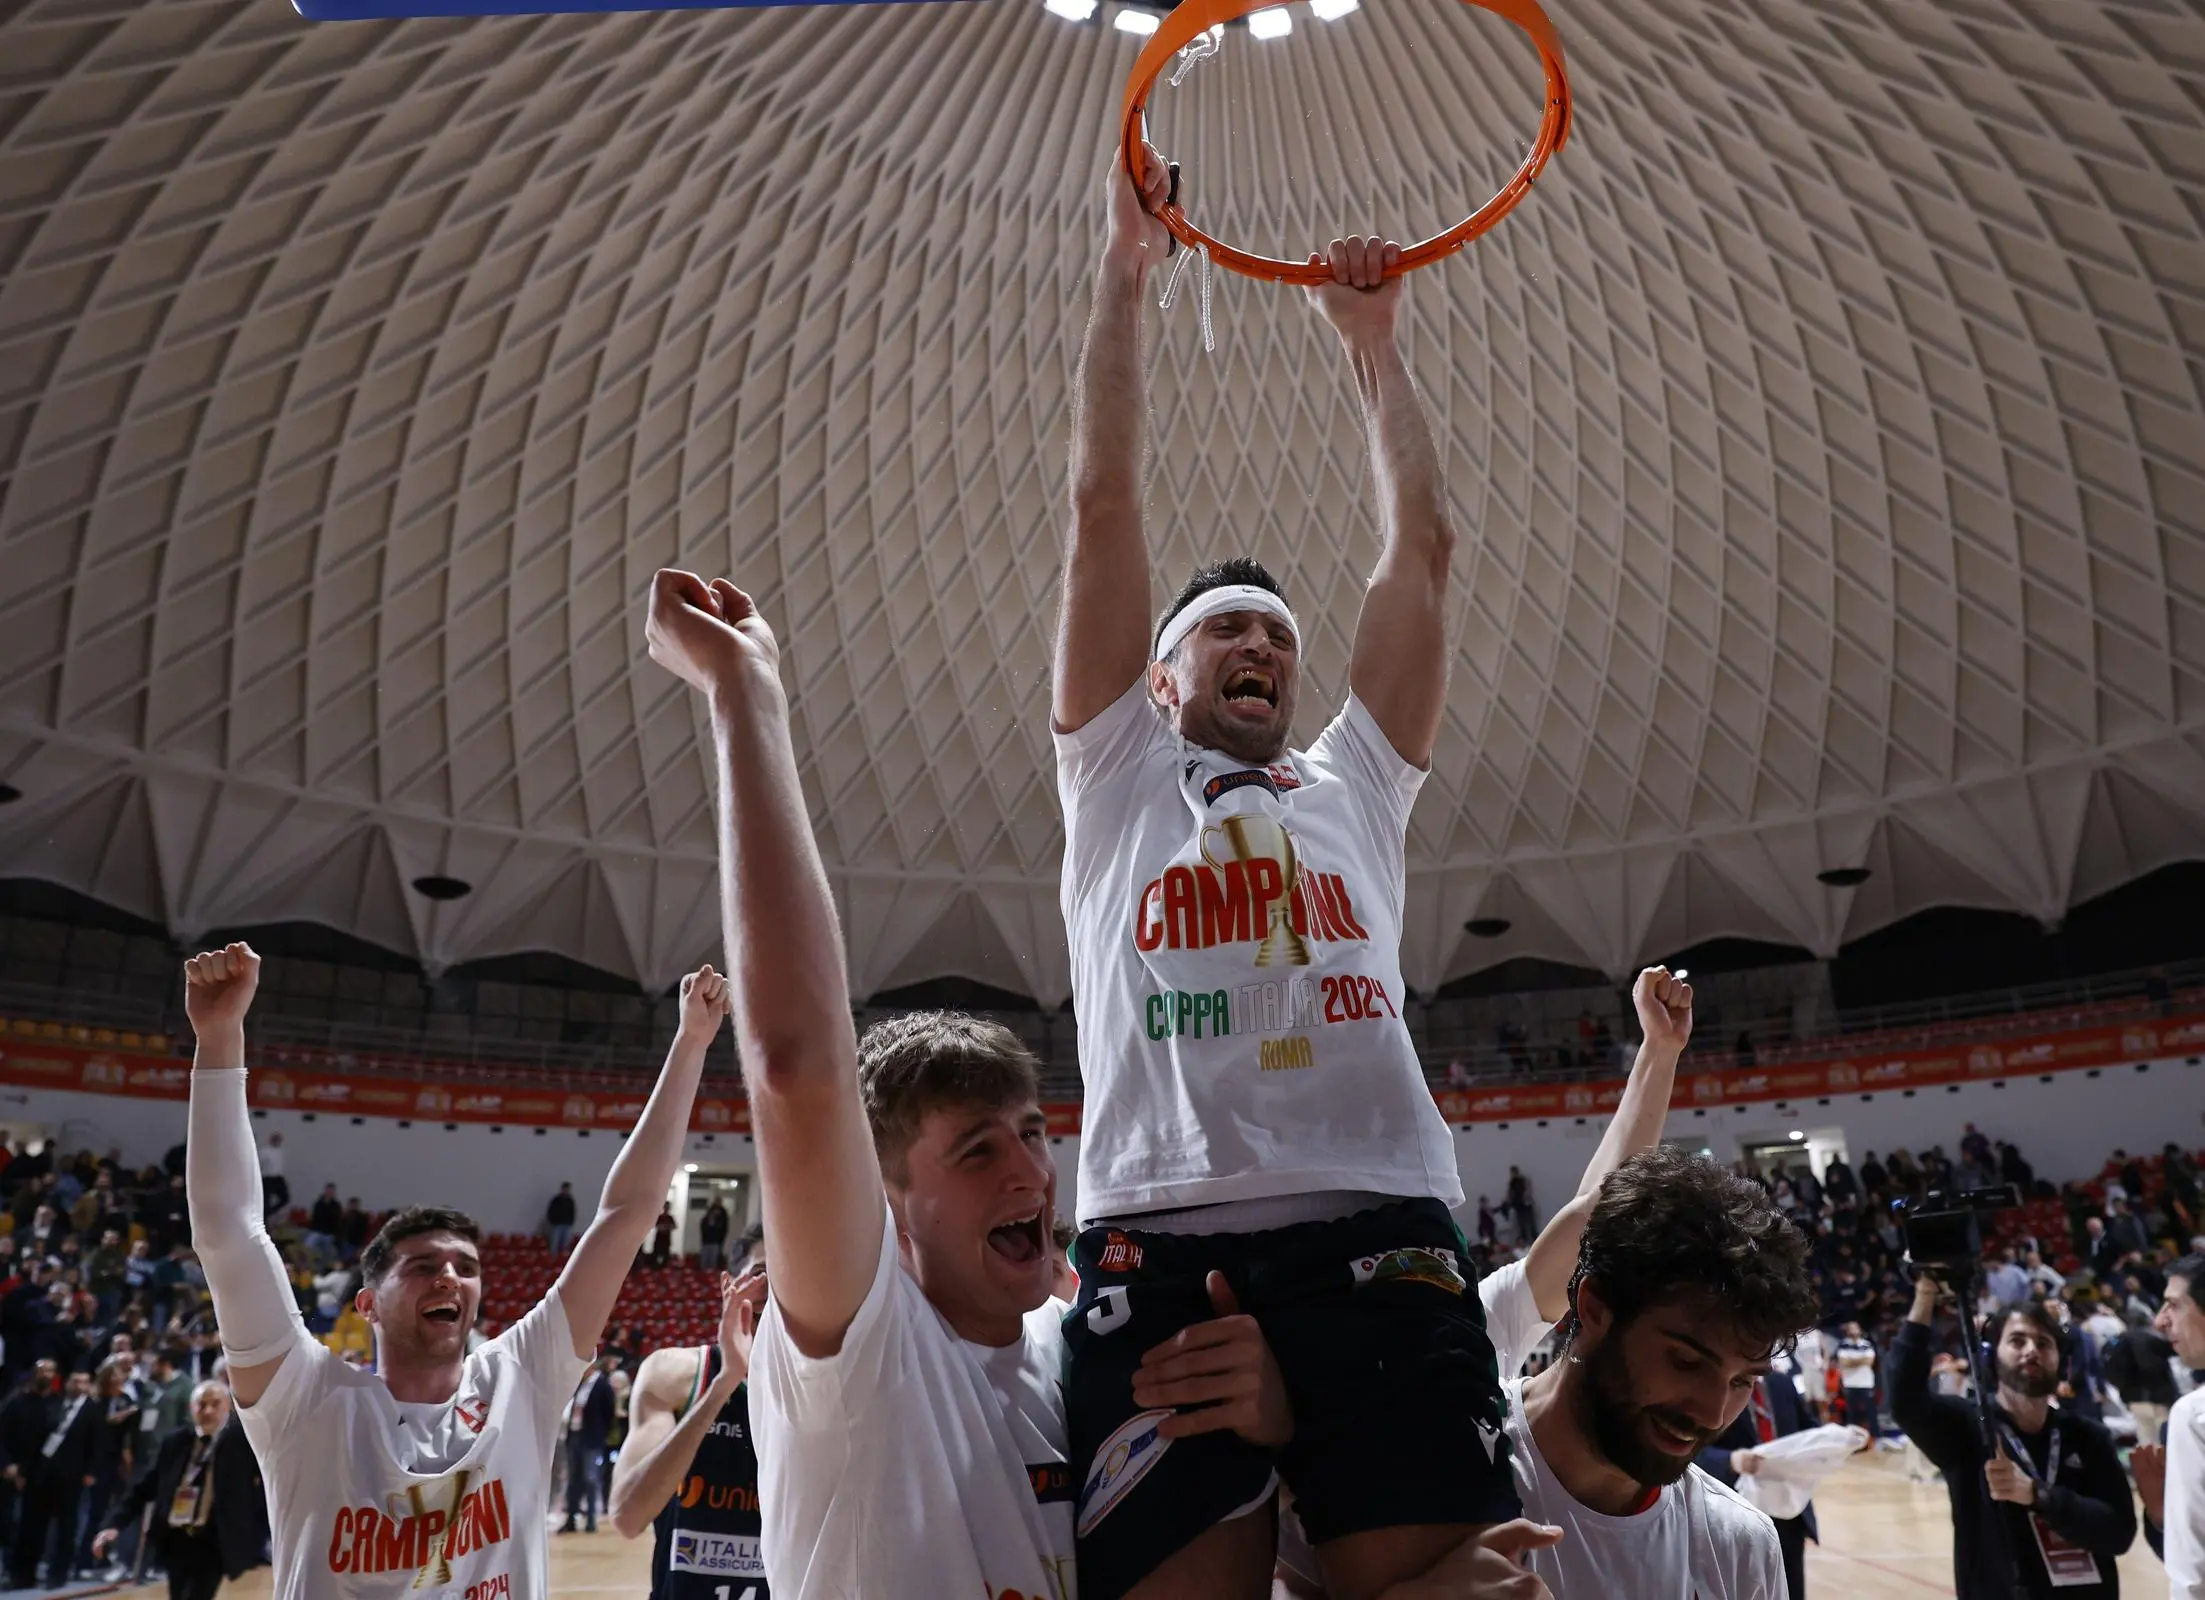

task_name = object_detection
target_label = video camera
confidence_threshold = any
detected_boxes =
[1895,1183,2023,1276]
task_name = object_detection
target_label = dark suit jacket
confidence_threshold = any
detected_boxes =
[569,1371,615,1447]
[0,1388,56,1479]
[1697,1366,1820,1542]
[38,1393,101,1487]
[101,1419,268,1581]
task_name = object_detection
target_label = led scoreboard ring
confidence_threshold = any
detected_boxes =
[1119,0,1574,284]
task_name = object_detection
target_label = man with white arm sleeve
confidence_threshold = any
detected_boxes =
[181,941,728,1599]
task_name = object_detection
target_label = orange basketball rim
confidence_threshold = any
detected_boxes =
[1119,0,1574,284]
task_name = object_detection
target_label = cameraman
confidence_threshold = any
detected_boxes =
[1893,1275,2135,1598]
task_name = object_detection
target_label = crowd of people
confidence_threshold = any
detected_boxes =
[0,1143,271,1593]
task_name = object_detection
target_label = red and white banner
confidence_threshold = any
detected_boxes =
[1,1011,2199,1136]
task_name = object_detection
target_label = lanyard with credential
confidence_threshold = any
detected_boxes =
[1996,1415,2103,1589]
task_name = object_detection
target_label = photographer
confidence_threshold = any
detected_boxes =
[1893,1275,2135,1598]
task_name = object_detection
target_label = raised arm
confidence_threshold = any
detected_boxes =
[608,1270,764,1539]
[1054,146,1173,734]
[1311,240,1454,769]
[183,943,306,1409]
[1519,968,1692,1320]
[552,966,722,1357]
[646,568,880,1359]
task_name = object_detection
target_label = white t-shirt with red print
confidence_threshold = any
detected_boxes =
[237,1291,589,1600]
[1055,682,1460,1219]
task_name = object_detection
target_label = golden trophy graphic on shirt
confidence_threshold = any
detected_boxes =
[1201,814,1311,968]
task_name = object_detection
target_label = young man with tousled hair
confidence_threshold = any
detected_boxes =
[1497,1147,1818,1599]
[1893,1280,2136,1599]
[180,942,731,1599]
[645,569,1556,1600]
[1053,141,1516,1598]
[647,566,1307,1600]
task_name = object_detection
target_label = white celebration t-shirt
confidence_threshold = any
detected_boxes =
[1502,1376,1785,1600]
[236,1291,588,1599]
[1481,1258,1557,1379]
[750,1202,1076,1600]
[2165,1386,2205,1597]
[1055,682,1460,1217]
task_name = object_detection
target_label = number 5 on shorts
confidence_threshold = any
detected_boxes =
[1087,1286,1132,1336]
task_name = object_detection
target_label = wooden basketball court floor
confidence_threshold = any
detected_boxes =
[114,1450,2170,1598]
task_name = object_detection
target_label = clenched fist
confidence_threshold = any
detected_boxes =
[647,570,779,699]
[1631,966,1693,1055]
[184,943,261,1037]
[677,966,731,1041]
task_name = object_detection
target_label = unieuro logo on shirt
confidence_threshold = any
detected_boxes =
[326,1471,512,1581]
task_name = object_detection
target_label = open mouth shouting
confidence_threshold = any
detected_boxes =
[1220,666,1278,711]
[986,1205,1048,1267]
[420,1297,465,1331]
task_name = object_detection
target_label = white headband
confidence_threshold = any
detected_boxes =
[1154,584,1301,662]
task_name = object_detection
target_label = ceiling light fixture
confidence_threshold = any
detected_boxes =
[683,1162,698,1173]
[1817,867,1872,888]
[1114,6,1160,31]
[1044,0,1098,19]
[411,875,472,901]
[0,784,20,804]
[1463,917,1512,938]
[1309,0,1358,17]
[1248,6,1291,37]
[1788,1130,1805,1140]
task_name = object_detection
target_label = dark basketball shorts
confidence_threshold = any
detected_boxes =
[1063,1197,1519,1600]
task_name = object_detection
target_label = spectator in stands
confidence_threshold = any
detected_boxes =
[91,1378,267,1600]
[1506,1163,1536,1241]
[16,1367,99,1587]
[1823,1152,1857,1208]
[337,1195,370,1261]
[2000,1141,2036,1191]
[78,1355,141,1575]
[648,1202,677,1268]
[560,1355,618,1535]
[545,1181,579,1257]
[697,1194,731,1273]
[24,1204,68,1260]
[1835,1320,1879,1431]
[304,1184,343,1262]
[149,1176,189,1256]
[1859,1150,1887,1197]
[2084,1217,2123,1285]
[1986,1249,2031,1308]
[2023,1248,2064,1299]
[255,1132,287,1222]
[1475,1195,1499,1250]
[2108,1197,2151,1262]
[0,1360,58,1572]
[147,1344,194,1439]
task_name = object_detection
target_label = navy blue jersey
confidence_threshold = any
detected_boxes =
[649,1347,768,1600]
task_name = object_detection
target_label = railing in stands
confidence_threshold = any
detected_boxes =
[6,955,2205,1100]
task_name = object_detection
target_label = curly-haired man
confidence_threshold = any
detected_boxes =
[1489,1146,1822,1598]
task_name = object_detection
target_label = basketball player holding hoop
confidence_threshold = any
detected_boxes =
[1052,144,1522,1599]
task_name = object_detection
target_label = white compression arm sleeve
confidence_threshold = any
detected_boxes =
[186,1068,309,1367]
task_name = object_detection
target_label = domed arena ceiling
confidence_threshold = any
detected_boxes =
[2,0,2203,1002]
